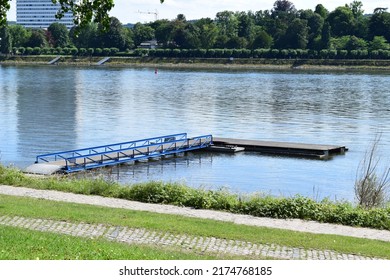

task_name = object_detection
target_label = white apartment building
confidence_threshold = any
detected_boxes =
[16,0,74,29]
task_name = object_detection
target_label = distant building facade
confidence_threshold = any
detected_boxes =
[138,39,159,49]
[16,0,74,29]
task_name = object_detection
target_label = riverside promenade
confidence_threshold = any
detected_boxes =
[1,185,389,260]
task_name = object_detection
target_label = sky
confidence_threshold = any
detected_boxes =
[7,0,388,24]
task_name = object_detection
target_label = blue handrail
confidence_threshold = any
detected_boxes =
[36,133,188,163]
[35,133,213,173]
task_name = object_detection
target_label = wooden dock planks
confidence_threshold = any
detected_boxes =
[212,137,348,159]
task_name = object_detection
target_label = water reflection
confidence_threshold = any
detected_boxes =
[1,65,390,200]
[15,66,77,163]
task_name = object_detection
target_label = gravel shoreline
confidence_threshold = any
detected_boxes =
[1,184,389,242]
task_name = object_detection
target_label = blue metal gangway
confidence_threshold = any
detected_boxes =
[33,133,213,173]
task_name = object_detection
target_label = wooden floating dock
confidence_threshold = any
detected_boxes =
[211,137,348,159]
[25,134,348,175]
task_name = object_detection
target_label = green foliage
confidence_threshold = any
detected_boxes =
[1,165,389,231]
[2,2,390,59]
[0,226,209,260]
[94,48,102,55]
[47,22,69,48]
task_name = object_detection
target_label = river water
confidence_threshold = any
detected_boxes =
[1,65,389,201]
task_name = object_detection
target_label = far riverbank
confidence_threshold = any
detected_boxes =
[2,55,390,71]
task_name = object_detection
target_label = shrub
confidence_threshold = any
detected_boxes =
[378,49,390,59]
[41,47,51,55]
[172,48,181,57]
[79,48,87,56]
[70,48,78,56]
[253,48,269,58]
[224,49,233,58]
[319,49,329,58]
[25,47,33,55]
[370,50,379,59]
[270,49,279,58]
[102,48,111,55]
[55,47,62,55]
[207,49,216,57]
[110,48,119,55]
[196,48,207,57]
[328,49,337,58]
[214,49,224,58]
[18,47,25,55]
[94,48,102,55]
[338,50,348,58]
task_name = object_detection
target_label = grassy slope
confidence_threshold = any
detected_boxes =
[0,194,389,259]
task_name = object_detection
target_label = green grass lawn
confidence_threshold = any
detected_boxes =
[0,225,220,260]
[1,194,389,260]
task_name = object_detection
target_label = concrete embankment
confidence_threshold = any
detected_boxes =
[2,55,390,71]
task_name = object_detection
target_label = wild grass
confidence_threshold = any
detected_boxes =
[0,164,389,230]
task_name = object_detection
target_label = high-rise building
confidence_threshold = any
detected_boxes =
[16,0,74,29]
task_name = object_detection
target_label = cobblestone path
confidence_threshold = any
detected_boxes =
[0,215,377,260]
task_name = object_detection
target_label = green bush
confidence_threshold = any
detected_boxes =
[79,48,87,56]
[280,49,289,58]
[55,47,62,55]
[18,47,25,55]
[94,48,102,55]
[338,50,348,58]
[25,47,33,55]
[172,48,181,57]
[270,49,279,58]
[110,48,119,55]
[102,48,111,55]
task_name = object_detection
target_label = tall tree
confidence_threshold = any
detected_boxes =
[300,9,324,49]
[281,18,309,49]
[8,25,30,47]
[26,29,48,48]
[1,0,166,29]
[236,11,255,41]
[47,22,69,47]
[272,0,296,14]
[0,0,9,26]
[133,23,155,47]
[97,17,127,50]
[194,18,218,49]
[215,10,238,38]
[251,27,273,49]
[0,25,11,53]
[321,21,331,49]
[155,21,173,47]
[69,22,98,48]
[314,4,329,18]
[368,10,390,41]
[326,6,354,37]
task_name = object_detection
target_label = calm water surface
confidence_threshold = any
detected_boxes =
[1,65,389,201]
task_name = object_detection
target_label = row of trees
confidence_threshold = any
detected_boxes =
[8,46,390,61]
[1,1,390,55]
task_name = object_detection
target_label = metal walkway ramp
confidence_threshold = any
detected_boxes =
[25,133,213,174]
[96,57,110,65]
[48,56,61,65]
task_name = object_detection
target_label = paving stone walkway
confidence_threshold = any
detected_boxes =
[0,215,378,260]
